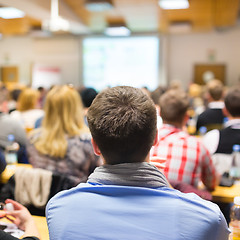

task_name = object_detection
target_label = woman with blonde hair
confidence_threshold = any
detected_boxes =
[27,85,101,184]
[10,88,44,131]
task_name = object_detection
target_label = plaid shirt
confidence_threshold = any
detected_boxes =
[150,124,217,190]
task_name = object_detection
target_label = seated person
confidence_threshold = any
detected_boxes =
[46,86,229,240]
[203,87,240,155]
[0,94,27,164]
[10,88,44,132]
[0,199,40,240]
[150,89,219,191]
[196,79,225,133]
[79,87,98,126]
[27,85,101,185]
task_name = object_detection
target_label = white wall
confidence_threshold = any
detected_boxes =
[168,27,240,89]
[0,36,34,86]
[0,35,83,88]
[1,27,240,90]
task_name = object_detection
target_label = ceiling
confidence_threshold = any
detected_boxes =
[0,0,239,36]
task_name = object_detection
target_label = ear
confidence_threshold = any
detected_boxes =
[183,113,189,125]
[91,138,101,156]
[153,130,159,146]
[222,107,230,117]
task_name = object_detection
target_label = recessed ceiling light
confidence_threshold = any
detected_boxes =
[0,7,25,19]
[85,0,113,12]
[159,0,189,10]
[104,26,131,36]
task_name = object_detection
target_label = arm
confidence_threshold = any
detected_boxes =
[201,145,220,191]
[4,199,40,239]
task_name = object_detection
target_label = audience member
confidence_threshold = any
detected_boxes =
[150,89,219,191]
[27,85,101,184]
[0,96,27,163]
[0,199,40,240]
[0,83,9,113]
[203,87,240,155]
[37,86,47,109]
[196,79,225,133]
[10,88,44,132]
[150,86,166,129]
[46,86,229,240]
[8,88,22,114]
[79,87,98,126]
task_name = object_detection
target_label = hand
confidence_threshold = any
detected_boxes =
[4,199,32,231]
[4,199,40,239]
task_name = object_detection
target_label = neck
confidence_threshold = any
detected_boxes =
[228,116,240,121]
[163,121,183,129]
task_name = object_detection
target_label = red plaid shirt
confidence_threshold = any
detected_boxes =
[150,124,217,190]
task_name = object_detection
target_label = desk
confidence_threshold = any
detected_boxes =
[33,215,49,240]
[0,164,32,184]
[211,183,240,203]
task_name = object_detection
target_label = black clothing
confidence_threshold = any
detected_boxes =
[196,108,225,133]
[215,126,240,154]
[0,230,39,240]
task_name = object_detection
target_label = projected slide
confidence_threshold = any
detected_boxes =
[83,37,159,91]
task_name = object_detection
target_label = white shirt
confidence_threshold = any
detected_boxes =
[10,109,44,129]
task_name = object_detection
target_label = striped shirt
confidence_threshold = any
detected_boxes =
[150,124,217,190]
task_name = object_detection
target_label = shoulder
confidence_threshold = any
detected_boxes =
[202,129,219,154]
[67,133,92,145]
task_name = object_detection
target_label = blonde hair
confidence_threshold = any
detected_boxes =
[17,88,39,111]
[34,85,88,158]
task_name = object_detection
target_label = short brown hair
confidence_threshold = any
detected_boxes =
[224,87,240,117]
[87,86,157,165]
[207,79,224,101]
[160,89,189,124]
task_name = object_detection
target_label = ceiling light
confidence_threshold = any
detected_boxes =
[42,0,70,32]
[85,0,113,12]
[104,26,131,36]
[159,0,189,10]
[0,7,25,19]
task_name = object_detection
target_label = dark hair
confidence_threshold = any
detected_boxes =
[151,86,167,105]
[87,86,157,165]
[79,88,98,108]
[224,87,240,117]
[160,89,189,124]
[11,89,22,101]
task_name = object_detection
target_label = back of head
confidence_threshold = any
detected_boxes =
[0,83,8,105]
[43,85,86,136]
[36,85,87,158]
[87,86,157,165]
[160,89,189,124]
[207,79,224,101]
[17,88,39,111]
[11,89,22,102]
[79,87,98,108]
[224,87,240,117]
[151,86,166,106]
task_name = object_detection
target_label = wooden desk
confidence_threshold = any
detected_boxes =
[0,164,32,184]
[211,183,240,203]
[33,215,49,240]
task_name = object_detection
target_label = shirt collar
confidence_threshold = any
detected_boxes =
[208,101,225,109]
[225,119,240,129]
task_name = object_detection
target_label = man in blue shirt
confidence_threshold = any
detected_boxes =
[46,86,229,240]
